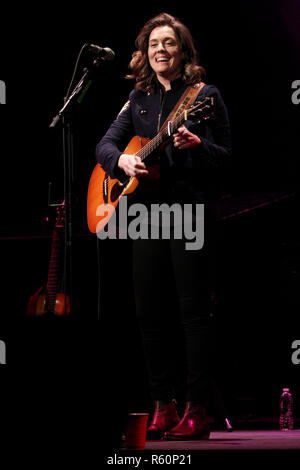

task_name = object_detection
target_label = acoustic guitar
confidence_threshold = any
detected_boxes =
[26,204,70,316]
[87,96,214,233]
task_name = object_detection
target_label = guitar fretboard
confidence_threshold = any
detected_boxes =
[46,229,61,313]
[136,111,186,162]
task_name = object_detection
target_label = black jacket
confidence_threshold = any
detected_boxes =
[96,79,231,205]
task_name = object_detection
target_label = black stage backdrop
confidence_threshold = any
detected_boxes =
[0,0,299,461]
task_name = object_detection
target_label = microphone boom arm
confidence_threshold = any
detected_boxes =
[49,59,98,128]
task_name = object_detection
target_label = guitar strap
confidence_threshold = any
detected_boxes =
[160,81,206,131]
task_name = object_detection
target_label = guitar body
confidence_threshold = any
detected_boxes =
[27,286,70,316]
[87,135,150,233]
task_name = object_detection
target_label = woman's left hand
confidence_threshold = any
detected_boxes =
[173,125,201,150]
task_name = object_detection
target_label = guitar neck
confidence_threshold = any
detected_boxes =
[136,111,186,162]
[46,229,62,312]
[120,97,212,187]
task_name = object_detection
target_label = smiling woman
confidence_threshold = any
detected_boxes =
[147,26,184,90]
[126,12,206,94]
[95,11,231,442]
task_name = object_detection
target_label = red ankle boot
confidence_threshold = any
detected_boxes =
[163,401,210,440]
[147,400,180,439]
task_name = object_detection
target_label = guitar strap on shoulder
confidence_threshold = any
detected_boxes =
[160,81,206,131]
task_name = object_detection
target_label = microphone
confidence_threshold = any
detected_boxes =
[87,44,115,61]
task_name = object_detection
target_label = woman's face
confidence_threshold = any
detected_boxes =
[148,25,184,82]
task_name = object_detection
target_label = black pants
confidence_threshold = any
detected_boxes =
[132,222,216,406]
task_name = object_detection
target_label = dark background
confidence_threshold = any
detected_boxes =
[0,0,299,435]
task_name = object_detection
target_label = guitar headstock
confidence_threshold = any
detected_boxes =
[186,97,214,123]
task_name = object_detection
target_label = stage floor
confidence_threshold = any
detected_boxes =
[144,430,300,450]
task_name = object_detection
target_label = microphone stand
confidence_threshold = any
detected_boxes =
[49,55,105,316]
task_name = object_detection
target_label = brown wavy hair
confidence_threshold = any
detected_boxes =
[126,12,206,93]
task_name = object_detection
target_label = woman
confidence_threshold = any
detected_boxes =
[96,12,231,440]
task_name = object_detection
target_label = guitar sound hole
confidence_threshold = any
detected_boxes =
[111,182,124,202]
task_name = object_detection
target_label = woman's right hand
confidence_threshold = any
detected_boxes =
[118,154,149,177]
